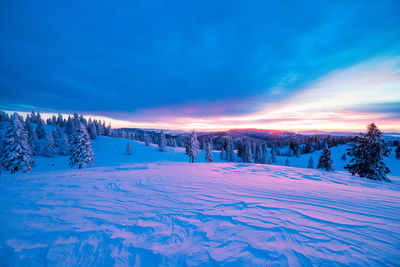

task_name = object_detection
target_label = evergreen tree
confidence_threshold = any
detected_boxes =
[226,138,235,162]
[186,130,199,163]
[285,158,290,166]
[159,130,166,152]
[36,119,45,139]
[69,122,94,169]
[237,140,244,158]
[29,127,40,155]
[59,134,71,155]
[341,153,347,161]
[261,143,268,164]
[1,114,33,173]
[205,143,213,162]
[105,123,112,136]
[65,116,74,137]
[243,142,253,163]
[44,133,56,157]
[220,147,225,160]
[51,126,61,147]
[317,145,334,171]
[144,133,150,146]
[270,145,277,163]
[395,145,400,159]
[345,123,391,181]
[88,122,97,139]
[126,142,132,155]
[308,156,314,169]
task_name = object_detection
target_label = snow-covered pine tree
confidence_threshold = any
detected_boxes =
[205,142,213,162]
[261,143,268,164]
[44,133,56,157]
[36,118,45,139]
[220,147,225,160]
[308,156,314,169]
[285,158,290,166]
[237,140,244,158]
[57,112,64,126]
[341,153,347,161]
[186,130,199,163]
[144,133,150,146]
[345,123,391,181]
[105,123,112,136]
[270,145,277,163]
[69,122,94,169]
[159,130,166,152]
[317,144,334,171]
[51,126,61,147]
[226,138,235,162]
[30,126,40,155]
[126,142,132,155]
[25,119,40,155]
[59,134,70,155]
[243,142,253,163]
[396,145,400,159]
[256,143,263,163]
[1,114,33,173]
[88,121,97,139]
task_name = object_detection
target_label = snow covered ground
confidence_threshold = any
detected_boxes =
[32,136,400,177]
[1,163,400,265]
[1,136,400,265]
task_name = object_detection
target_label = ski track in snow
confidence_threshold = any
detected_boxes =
[1,163,400,266]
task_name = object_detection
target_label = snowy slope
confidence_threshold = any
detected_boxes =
[32,136,400,177]
[0,163,399,265]
[32,136,227,172]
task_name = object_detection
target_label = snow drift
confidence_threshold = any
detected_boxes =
[1,162,399,265]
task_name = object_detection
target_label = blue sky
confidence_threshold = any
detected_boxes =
[1,0,400,130]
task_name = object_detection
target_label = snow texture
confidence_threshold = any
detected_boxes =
[1,162,400,265]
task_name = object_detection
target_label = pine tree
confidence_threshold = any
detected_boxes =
[220,147,225,160]
[205,142,213,162]
[36,119,45,139]
[226,138,235,162]
[317,145,334,171]
[345,123,391,181]
[144,133,150,146]
[105,123,112,136]
[308,156,314,169]
[159,130,166,152]
[285,158,290,166]
[59,134,71,155]
[51,126,61,147]
[243,142,253,163]
[186,130,199,163]
[237,140,244,158]
[261,143,268,164]
[25,119,40,155]
[69,122,94,169]
[44,133,56,157]
[341,153,347,161]
[88,122,97,139]
[270,145,277,163]
[1,114,33,173]
[126,142,132,155]
[395,145,400,159]
[29,126,40,155]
